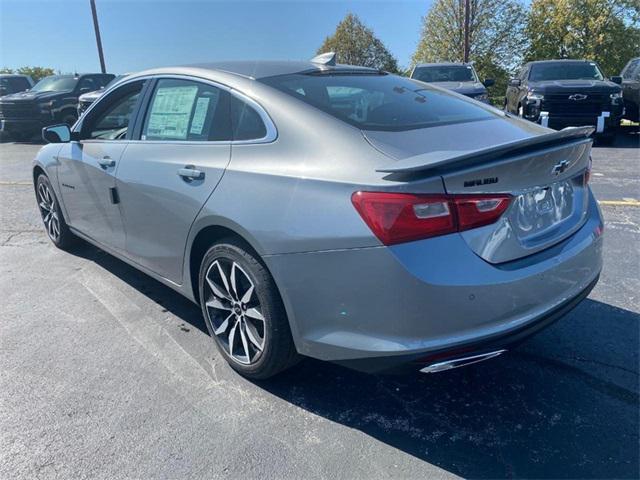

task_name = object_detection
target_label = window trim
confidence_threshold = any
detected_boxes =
[75,74,277,145]
[75,78,150,143]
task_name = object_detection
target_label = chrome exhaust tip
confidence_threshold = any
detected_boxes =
[420,349,507,374]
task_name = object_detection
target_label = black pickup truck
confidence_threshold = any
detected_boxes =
[0,73,114,141]
[620,57,639,123]
[505,60,623,139]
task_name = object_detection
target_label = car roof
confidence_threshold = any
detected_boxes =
[137,61,379,80]
[414,62,472,68]
[0,74,30,78]
[527,59,597,65]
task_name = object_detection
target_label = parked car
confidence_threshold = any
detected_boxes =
[410,62,494,103]
[0,74,33,97]
[505,59,623,139]
[33,54,603,379]
[0,73,114,141]
[77,75,128,116]
[620,57,639,123]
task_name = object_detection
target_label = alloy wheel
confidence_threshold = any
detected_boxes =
[204,259,266,365]
[37,182,61,242]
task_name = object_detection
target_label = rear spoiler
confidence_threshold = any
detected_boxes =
[376,126,595,175]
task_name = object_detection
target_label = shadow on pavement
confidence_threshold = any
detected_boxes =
[261,298,639,479]
[68,228,639,479]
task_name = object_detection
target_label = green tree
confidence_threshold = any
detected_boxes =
[318,13,399,73]
[527,0,640,76]
[15,66,56,83]
[412,0,528,104]
[0,67,14,74]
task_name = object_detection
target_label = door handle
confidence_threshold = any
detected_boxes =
[98,156,116,168]
[178,166,204,181]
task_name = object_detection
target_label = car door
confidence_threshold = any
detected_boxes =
[622,59,640,117]
[115,77,232,283]
[508,66,528,113]
[56,79,147,251]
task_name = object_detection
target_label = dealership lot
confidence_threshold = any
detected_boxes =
[0,133,638,479]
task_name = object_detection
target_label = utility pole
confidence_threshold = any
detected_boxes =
[90,0,106,73]
[463,0,471,63]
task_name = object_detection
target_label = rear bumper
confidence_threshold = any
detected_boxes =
[338,273,599,373]
[264,190,603,369]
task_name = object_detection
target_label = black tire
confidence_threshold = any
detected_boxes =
[61,112,78,127]
[12,131,33,142]
[198,239,298,379]
[35,174,76,250]
[595,130,616,145]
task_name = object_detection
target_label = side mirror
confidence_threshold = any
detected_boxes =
[610,76,622,85]
[42,124,71,143]
[509,78,521,87]
[483,78,496,88]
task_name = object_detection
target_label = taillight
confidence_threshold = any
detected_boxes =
[352,191,511,246]
[584,155,592,185]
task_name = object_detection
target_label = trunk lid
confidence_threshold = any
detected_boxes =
[367,121,594,263]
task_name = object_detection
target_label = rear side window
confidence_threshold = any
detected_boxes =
[260,73,494,131]
[412,65,477,83]
[141,79,230,141]
[230,96,267,140]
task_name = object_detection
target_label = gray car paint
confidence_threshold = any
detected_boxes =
[33,61,604,366]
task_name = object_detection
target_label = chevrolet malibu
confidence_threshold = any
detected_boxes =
[33,54,603,379]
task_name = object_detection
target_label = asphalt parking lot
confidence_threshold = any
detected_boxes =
[0,131,638,479]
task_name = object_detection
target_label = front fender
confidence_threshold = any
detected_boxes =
[32,143,66,218]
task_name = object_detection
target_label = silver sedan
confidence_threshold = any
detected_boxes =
[33,54,603,378]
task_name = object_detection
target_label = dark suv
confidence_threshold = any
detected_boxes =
[505,60,623,138]
[0,74,33,97]
[0,73,114,141]
[411,62,494,103]
[620,57,639,123]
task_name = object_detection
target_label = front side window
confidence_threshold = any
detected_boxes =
[31,76,78,92]
[141,79,229,141]
[260,72,495,131]
[529,62,604,81]
[82,81,145,140]
[412,65,477,83]
[623,59,639,80]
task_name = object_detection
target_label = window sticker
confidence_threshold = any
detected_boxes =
[146,85,197,140]
[190,96,211,135]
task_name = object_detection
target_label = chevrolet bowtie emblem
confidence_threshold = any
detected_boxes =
[552,159,571,175]
[568,94,587,101]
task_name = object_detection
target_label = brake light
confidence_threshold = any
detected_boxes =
[584,155,592,185]
[352,191,512,246]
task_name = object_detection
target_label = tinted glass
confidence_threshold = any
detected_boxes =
[0,77,29,94]
[260,73,494,131]
[142,79,229,141]
[230,96,267,140]
[529,63,604,81]
[86,83,144,140]
[78,77,98,91]
[412,65,477,83]
[623,59,639,80]
[31,76,78,92]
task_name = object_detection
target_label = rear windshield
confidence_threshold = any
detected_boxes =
[412,65,477,83]
[31,76,78,92]
[260,73,494,131]
[529,63,604,81]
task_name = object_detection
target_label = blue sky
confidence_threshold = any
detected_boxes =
[0,0,432,74]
